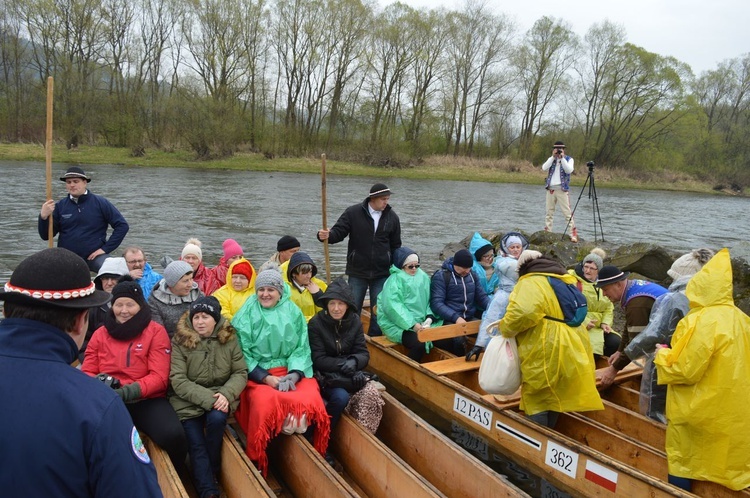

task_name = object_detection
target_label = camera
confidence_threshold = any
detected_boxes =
[96,373,121,389]
[587,161,595,170]
[554,148,562,154]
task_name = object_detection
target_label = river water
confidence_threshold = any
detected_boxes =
[2,160,747,282]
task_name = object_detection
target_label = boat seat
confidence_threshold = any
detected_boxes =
[417,321,480,343]
[422,356,481,375]
[369,335,397,347]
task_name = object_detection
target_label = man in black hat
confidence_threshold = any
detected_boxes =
[317,182,401,336]
[542,140,578,242]
[0,248,161,497]
[39,166,129,272]
[595,265,667,387]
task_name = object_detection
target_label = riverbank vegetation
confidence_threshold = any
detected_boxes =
[1,1,747,193]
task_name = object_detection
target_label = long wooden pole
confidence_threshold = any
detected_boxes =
[45,76,54,247]
[321,154,331,284]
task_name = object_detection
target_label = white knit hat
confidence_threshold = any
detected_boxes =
[181,238,203,260]
[403,253,419,267]
[516,250,542,270]
[667,248,715,280]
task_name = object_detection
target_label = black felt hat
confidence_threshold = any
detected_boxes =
[59,166,91,182]
[0,248,110,308]
[595,265,630,288]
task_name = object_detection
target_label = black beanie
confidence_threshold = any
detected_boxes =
[111,277,147,308]
[189,296,222,323]
[277,235,301,252]
[474,243,495,261]
[453,249,474,268]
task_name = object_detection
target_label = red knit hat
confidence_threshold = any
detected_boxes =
[222,239,243,259]
[232,261,254,281]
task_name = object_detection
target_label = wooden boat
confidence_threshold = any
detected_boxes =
[362,315,750,497]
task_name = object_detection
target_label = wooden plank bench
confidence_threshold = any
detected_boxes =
[369,335,397,347]
[417,321,480,342]
[422,356,482,375]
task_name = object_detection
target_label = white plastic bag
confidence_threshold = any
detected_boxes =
[478,334,521,395]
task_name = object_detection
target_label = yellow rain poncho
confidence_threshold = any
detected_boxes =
[212,258,256,321]
[499,271,603,416]
[655,248,750,490]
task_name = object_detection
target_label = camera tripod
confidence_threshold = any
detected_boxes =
[563,161,605,242]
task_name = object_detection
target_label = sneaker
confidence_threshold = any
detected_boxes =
[570,228,579,243]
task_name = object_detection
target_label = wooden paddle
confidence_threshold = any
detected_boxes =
[321,154,331,284]
[45,76,54,247]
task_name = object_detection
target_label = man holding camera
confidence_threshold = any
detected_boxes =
[542,141,578,242]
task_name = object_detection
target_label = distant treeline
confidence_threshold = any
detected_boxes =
[1,0,748,186]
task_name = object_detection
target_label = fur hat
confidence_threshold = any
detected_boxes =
[453,249,474,269]
[190,296,222,323]
[596,265,630,288]
[181,238,203,260]
[276,235,301,252]
[0,248,110,309]
[59,166,91,182]
[222,239,243,260]
[582,247,607,270]
[368,183,392,198]
[164,260,193,288]
[255,262,284,294]
[111,277,147,308]
[516,250,543,270]
[668,248,715,280]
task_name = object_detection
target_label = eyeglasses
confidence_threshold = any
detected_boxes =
[405,264,420,270]
[126,259,145,265]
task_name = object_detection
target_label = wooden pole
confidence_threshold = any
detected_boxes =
[45,76,54,247]
[321,154,331,284]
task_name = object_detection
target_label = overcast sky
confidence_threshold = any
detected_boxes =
[383,0,748,75]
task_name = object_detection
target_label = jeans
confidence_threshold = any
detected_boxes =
[322,387,351,431]
[529,410,560,428]
[182,410,228,498]
[348,275,386,336]
[86,253,111,273]
[668,474,693,492]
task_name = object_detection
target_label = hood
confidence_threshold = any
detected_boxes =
[500,231,529,255]
[469,232,494,261]
[392,246,417,269]
[287,251,317,280]
[94,257,129,288]
[174,311,235,349]
[685,248,732,309]
[518,256,565,277]
[228,257,255,279]
[317,277,357,310]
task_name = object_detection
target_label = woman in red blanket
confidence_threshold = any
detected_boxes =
[232,263,329,475]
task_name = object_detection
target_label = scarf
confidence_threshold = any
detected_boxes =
[104,305,153,341]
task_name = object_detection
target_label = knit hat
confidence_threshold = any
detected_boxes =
[222,239,243,259]
[403,253,419,267]
[368,183,392,198]
[190,296,222,323]
[667,248,715,280]
[276,235,301,252]
[582,247,606,270]
[59,166,91,182]
[474,243,494,261]
[596,266,630,288]
[505,235,523,248]
[516,250,543,270]
[0,248,110,309]
[111,277,147,308]
[181,238,203,260]
[453,249,474,269]
[255,262,284,294]
[164,260,193,288]
[231,260,254,281]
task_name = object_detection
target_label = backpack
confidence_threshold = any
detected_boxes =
[544,276,588,327]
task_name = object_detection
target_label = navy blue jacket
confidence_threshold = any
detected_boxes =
[0,318,161,497]
[38,190,129,259]
[320,198,401,279]
[430,257,491,323]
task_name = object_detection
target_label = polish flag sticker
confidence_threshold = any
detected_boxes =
[584,460,618,492]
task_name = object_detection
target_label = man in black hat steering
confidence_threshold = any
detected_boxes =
[0,248,161,497]
[39,166,129,272]
[317,183,401,336]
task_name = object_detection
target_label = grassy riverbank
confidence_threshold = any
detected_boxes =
[0,143,736,195]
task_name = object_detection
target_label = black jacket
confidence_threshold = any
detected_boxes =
[307,278,370,391]
[321,198,401,279]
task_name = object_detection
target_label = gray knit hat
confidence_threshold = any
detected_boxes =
[582,247,606,270]
[163,260,193,288]
[255,262,284,294]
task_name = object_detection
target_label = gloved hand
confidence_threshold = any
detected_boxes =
[352,371,368,390]
[114,382,142,403]
[277,372,301,392]
[340,358,357,376]
[465,345,484,362]
[96,373,121,389]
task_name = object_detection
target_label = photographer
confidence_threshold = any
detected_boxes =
[542,141,578,242]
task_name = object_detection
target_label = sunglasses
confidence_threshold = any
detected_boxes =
[405,264,420,269]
